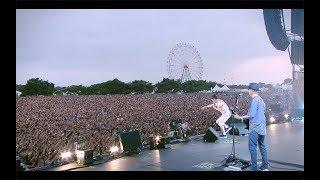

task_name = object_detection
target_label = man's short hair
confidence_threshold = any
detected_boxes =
[211,94,218,99]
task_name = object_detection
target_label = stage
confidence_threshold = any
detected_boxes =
[47,120,304,171]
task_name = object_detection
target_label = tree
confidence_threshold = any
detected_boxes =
[129,80,153,94]
[21,78,55,96]
[16,84,25,92]
[155,78,182,93]
[182,80,216,92]
[87,79,130,95]
[63,85,87,95]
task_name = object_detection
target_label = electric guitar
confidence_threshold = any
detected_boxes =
[230,94,249,130]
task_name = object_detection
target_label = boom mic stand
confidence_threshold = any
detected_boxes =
[221,94,250,170]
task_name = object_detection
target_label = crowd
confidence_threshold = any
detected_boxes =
[16,90,293,168]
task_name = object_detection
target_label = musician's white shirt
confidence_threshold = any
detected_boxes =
[211,99,231,116]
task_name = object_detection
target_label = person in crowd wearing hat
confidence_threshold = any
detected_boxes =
[233,83,269,171]
[201,94,232,138]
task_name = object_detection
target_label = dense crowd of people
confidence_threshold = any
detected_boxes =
[16,90,293,169]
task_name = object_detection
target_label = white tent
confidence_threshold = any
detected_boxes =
[16,91,22,96]
[220,85,230,91]
[211,85,221,92]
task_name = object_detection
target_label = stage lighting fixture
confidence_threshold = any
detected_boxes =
[61,151,72,159]
[155,135,161,144]
[76,150,84,159]
[269,108,272,111]
[155,136,160,142]
[76,149,93,165]
[270,117,276,123]
[284,114,289,119]
[110,146,119,154]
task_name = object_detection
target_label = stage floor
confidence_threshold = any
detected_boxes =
[47,120,304,171]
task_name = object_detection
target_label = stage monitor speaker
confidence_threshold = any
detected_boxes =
[203,127,219,142]
[229,123,249,136]
[84,150,93,164]
[77,149,93,165]
[156,137,166,149]
[120,130,142,154]
[291,9,304,36]
[162,136,170,144]
[263,9,290,51]
[149,136,167,149]
[148,136,156,150]
[291,41,304,65]
[16,158,24,171]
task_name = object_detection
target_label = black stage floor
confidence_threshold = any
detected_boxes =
[47,120,304,171]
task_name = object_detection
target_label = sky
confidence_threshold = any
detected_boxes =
[16,9,293,87]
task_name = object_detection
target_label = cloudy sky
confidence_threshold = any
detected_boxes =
[16,9,292,87]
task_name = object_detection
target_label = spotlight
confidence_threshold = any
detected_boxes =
[155,135,162,145]
[269,117,276,123]
[155,136,161,142]
[75,150,84,159]
[61,151,72,159]
[155,135,166,149]
[75,150,84,164]
[75,149,93,165]
[284,114,289,119]
[110,146,119,154]
[269,108,272,111]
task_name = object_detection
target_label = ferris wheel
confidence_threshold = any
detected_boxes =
[167,42,203,83]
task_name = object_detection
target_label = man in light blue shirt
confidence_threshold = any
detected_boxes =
[235,83,269,171]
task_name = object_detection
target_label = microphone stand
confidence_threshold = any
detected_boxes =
[221,94,251,170]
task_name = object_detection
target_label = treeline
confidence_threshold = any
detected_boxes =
[16,78,224,97]
[16,77,283,97]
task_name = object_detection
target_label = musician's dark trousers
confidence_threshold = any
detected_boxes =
[248,131,268,171]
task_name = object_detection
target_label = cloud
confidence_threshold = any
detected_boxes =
[16,66,129,86]
[230,53,292,85]
[16,9,294,86]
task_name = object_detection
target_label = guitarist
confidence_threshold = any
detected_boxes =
[233,83,269,171]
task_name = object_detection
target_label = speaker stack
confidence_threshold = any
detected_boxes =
[149,135,168,150]
[16,156,24,171]
[156,137,167,149]
[76,149,93,165]
[120,130,142,155]
[203,127,220,142]
[263,9,290,51]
